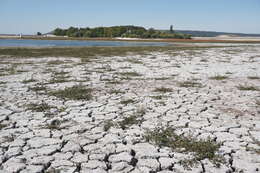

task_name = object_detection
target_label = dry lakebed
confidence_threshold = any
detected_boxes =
[0,45,259,173]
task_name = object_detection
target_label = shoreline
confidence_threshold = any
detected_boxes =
[1,36,260,44]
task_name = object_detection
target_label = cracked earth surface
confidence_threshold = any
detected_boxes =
[0,45,260,173]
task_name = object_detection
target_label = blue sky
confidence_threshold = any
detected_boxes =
[0,0,259,34]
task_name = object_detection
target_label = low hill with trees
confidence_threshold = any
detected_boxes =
[53,26,191,39]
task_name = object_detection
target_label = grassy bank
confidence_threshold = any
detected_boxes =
[0,46,228,58]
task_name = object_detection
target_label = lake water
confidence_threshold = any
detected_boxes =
[0,39,170,47]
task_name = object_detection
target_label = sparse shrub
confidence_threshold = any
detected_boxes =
[103,120,114,131]
[126,58,143,64]
[210,75,228,80]
[118,115,141,130]
[28,83,47,92]
[22,78,37,84]
[119,72,141,77]
[150,95,167,100]
[248,76,260,80]
[237,84,259,91]
[109,89,125,94]
[0,123,7,130]
[120,99,135,105]
[26,102,53,112]
[153,87,172,93]
[178,81,203,88]
[145,127,224,169]
[49,85,92,100]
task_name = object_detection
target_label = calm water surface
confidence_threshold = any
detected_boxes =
[0,39,170,47]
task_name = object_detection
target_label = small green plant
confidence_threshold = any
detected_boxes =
[53,70,70,76]
[43,119,64,130]
[126,58,143,64]
[248,76,260,80]
[225,71,233,74]
[45,168,61,173]
[256,100,260,107]
[153,87,172,93]
[210,75,228,80]
[107,80,122,85]
[47,60,65,65]
[48,75,70,84]
[26,102,53,112]
[0,123,7,130]
[103,120,114,131]
[154,77,171,80]
[237,84,259,91]
[7,65,17,75]
[22,78,37,84]
[200,58,208,62]
[0,81,7,85]
[109,89,125,94]
[150,95,167,100]
[49,85,92,100]
[118,114,142,130]
[120,99,135,105]
[28,83,47,92]
[119,71,141,77]
[178,81,203,88]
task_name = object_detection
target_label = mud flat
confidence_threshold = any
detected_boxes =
[0,45,259,172]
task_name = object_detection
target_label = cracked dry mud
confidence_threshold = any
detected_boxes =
[0,45,260,173]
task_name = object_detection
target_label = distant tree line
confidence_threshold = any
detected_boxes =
[53,26,191,39]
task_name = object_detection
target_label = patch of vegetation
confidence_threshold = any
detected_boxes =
[103,120,115,131]
[0,65,18,76]
[48,73,71,84]
[22,78,37,84]
[3,136,15,143]
[225,71,233,74]
[107,80,122,85]
[256,100,260,107]
[0,46,227,59]
[104,108,145,131]
[209,75,229,80]
[200,58,208,62]
[0,123,8,130]
[179,81,203,88]
[237,84,259,91]
[26,102,53,112]
[153,87,173,93]
[53,70,70,76]
[43,119,65,130]
[49,85,92,100]
[150,95,168,100]
[120,99,135,105]
[178,81,203,88]
[7,65,17,75]
[118,114,143,130]
[0,81,7,85]
[248,76,260,80]
[119,71,141,77]
[45,168,61,173]
[47,60,65,65]
[154,77,171,80]
[126,58,143,64]
[145,127,224,169]
[28,84,47,92]
[109,89,125,94]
